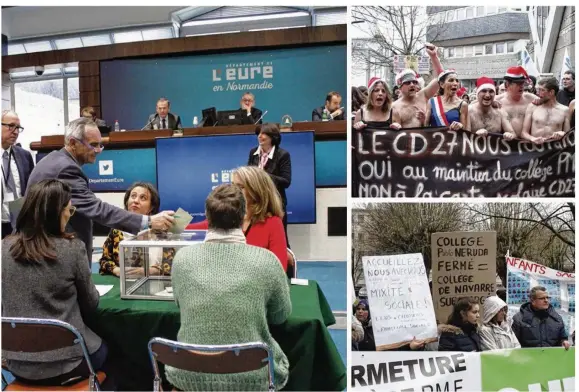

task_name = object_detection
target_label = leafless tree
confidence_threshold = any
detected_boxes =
[352,6,448,79]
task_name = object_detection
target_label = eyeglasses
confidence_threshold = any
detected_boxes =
[536,296,550,300]
[403,80,419,86]
[68,206,76,216]
[242,99,254,103]
[2,123,24,133]
[72,137,105,151]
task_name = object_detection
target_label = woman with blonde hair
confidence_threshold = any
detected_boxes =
[187,166,288,271]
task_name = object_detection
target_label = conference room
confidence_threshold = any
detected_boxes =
[1,6,347,391]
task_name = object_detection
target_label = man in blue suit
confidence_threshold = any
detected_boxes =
[1,110,34,238]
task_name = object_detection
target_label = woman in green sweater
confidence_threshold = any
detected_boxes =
[168,184,292,391]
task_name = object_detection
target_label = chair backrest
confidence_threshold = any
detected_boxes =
[2,317,97,377]
[149,338,270,374]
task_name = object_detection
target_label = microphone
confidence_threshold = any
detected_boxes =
[141,114,158,131]
[254,110,268,124]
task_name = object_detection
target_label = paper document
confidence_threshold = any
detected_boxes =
[290,278,309,286]
[95,285,114,297]
[171,208,193,234]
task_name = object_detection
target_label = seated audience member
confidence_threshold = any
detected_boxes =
[240,92,264,125]
[312,91,345,121]
[99,182,174,277]
[81,106,106,127]
[187,166,288,272]
[438,297,482,352]
[521,77,570,144]
[354,299,376,351]
[2,179,112,389]
[144,97,182,130]
[479,296,520,350]
[168,184,291,391]
[512,286,570,349]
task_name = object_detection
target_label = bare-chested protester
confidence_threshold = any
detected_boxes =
[494,66,540,136]
[469,76,517,140]
[521,77,570,144]
[390,43,444,129]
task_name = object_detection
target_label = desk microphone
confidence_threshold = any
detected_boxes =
[141,114,158,131]
[254,110,268,124]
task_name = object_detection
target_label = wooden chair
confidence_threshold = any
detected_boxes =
[1,318,105,391]
[148,337,275,391]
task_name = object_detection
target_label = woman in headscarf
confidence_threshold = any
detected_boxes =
[354,299,376,351]
[479,296,521,350]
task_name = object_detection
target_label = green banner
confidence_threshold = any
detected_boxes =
[481,347,575,391]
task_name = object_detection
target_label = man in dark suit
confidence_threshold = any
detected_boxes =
[1,110,34,238]
[312,91,345,121]
[240,92,264,125]
[144,97,182,130]
[247,123,291,245]
[27,117,175,265]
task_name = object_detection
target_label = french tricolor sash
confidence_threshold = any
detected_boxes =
[431,96,450,127]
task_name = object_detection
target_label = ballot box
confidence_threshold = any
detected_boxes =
[119,229,206,301]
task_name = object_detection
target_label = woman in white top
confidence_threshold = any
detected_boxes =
[480,296,521,350]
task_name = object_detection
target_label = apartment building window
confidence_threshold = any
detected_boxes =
[464,46,473,57]
[498,7,508,13]
[485,44,494,55]
[446,10,455,21]
[475,45,483,56]
[457,8,466,21]
[507,41,515,53]
[476,7,485,16]
[487,6,498,15]
[466,7,474,18]
[496,42,505,54]
[455,47,464,57]
[447,47,455,58]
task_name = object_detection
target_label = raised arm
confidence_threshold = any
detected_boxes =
[423,45,444,100]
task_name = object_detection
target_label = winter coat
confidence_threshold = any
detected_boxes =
[512,303,567,348]
[479,323,521,350]
[438,323,482,352]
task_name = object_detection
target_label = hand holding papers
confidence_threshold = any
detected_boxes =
[170,208,193,234]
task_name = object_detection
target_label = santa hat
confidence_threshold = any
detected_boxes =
[368,77,381,89]
[476,76,496,94]
[504,66,529,82]
[395,69,419,86]
[457,87,467,98]
[438,69,457,82]
[367,77,387,96]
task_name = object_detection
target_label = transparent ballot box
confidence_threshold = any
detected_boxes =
[119,229,206,301]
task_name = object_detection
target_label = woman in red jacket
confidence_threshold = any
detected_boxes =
[187,166,288,272]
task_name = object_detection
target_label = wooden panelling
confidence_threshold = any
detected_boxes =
[79,76,100,92]
[79,61,100,77]
[80,91,100,107]
[2,25,346,71]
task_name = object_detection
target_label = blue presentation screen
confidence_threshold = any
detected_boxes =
[100,45,346,129]
[156,132,316,224]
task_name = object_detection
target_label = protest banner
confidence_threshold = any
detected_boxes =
[506,256,575,335]
[431,231,497,323]
[362,253,438,350]
[352,127,575,198]
[351,348,575,392]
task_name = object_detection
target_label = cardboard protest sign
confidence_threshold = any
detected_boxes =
[362,253,437,350]
[431,231,497,323]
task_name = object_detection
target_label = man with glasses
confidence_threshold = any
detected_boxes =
[27,117,175,266]
[512,285,570,350]
[390,44,444,128]
[1,110,34,239]
[239,92,263,125]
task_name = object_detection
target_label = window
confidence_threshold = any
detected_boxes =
[476,6,485,16]
[457,8,466,20]
[455,47,464,57]
[475,45,483,56]
[498,7,508,13]
[464,46,473,57]
[14,79,65,154]
[447,48,455,58]
[485,44,494,55]
[507,41,515,53]
[466,7,474,18]
[67,78,80,123]
[496,42,505,54]
[487,6,498,15]
[446,10,455,21]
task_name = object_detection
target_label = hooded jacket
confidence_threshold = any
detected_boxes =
[438,323,482,352]
[354,300,376,351]
[512,302,567,348]
[479,296,521,350]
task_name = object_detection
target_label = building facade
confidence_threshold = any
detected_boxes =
[427,6,531,91]
[527,6,575,78]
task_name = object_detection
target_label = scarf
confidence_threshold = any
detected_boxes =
[204,228,246,244]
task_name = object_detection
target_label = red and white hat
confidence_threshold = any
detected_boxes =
[438,69,457,82]
[504,66,529,81]
[395,69,418,86]
[476,76,496,94]
[368,77,382,89]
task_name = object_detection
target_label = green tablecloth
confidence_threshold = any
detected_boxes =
[86,275,345,391]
